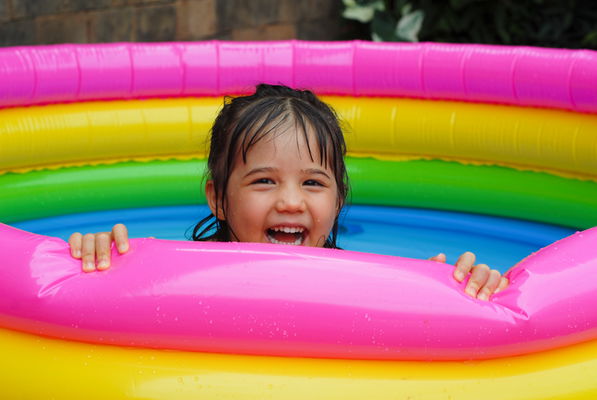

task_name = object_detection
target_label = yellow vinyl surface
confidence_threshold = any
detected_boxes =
[1,97,597,180]
[0,327,595,400]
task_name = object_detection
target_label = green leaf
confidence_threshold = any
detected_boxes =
[393,0,411,14]
[342,0,386,23]
[395,8,424,41]
[343,7,375,22]
[582,31,597,47]
[372,10,400,41]
[372,32,384,41]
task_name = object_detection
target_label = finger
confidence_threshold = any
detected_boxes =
[112,223,129,254]
[477,269,501,301]
[454,251,476,282]
[428,253,446,263]
[95,232,112,271]
[68,232,83,258]
[465,263,490,298]
[495,276,509,293]
[81,233,97,273]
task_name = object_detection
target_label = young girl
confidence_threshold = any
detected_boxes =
[69,84,508,300]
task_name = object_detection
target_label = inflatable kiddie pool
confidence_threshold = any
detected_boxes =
[1,41,597,399]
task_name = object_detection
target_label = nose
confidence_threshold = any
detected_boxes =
[275,184,306,213]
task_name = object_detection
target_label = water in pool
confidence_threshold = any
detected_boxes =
[13,204,574,273]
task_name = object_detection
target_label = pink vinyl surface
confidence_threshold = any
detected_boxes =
[1,222,595,361]
[1,41,596,112]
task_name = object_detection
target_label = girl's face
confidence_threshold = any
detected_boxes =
[206,128,339,247]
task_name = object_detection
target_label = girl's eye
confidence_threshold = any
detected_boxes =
[252,178,274,185]
[304,179,324,187]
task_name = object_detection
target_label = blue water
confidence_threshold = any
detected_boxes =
[13,205,574,273]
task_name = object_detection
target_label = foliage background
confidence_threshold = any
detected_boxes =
[343,0,597,49]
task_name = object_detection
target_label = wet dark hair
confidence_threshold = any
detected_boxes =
[190,83,349,248]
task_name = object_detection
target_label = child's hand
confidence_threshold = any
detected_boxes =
[68,224,129,273]
[429,252,508,301]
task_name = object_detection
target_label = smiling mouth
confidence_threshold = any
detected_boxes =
[266,226,306,245]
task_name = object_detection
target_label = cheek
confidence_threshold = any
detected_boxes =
[316,193,339,229]
[225,191,267,228]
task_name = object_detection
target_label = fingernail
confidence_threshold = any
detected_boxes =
[118,244,128,253]
[83,262,95,272]
[97,260,109,270]
[465,286,477,298]
[477,292,489,301]
[74,250,81,258]
[454,270,465,281]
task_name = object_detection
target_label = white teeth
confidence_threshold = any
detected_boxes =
[266,226,306,246]
[271,226,304,234]
[268,236,304,246]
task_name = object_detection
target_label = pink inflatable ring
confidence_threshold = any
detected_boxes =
[1,222,595,361]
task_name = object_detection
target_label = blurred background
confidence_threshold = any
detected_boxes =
[343,0,597,49]
[1,0,596,49]
[0,0,366,46]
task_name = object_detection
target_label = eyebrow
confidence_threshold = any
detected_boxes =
[243,167,331,180]
[302,168,332,179]
[243,167,276,179]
